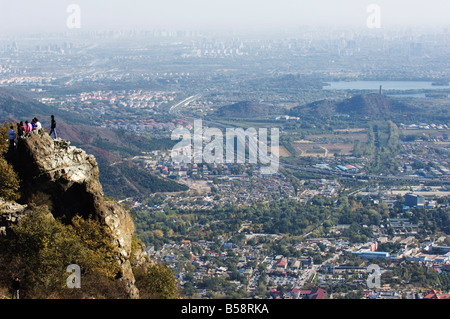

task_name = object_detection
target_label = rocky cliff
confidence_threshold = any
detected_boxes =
[8,129,148,298]
[0,198,27,237]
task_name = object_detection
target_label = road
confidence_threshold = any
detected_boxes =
[169,94,202,115]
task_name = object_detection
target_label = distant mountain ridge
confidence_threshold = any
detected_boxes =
[0,87,53,120]
[290,93,418,119]
[0,87,92,127]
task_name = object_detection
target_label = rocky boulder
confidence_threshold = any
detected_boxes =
[10,129,146,298]
[0,198,27,237]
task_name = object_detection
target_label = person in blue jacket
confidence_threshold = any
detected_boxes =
[8,126,16,150]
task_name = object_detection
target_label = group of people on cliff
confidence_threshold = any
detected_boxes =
[8,115,57,151]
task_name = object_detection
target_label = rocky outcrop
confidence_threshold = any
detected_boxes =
[0,199,28,237]
[10,129,147,298]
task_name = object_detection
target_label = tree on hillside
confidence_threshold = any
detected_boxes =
[133,263,179,299]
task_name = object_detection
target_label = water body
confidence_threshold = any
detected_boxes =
[323,81,448,91]
[389,93,427,98]
[388,93,450,99]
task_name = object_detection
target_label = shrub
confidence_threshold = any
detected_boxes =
[134,263,179,299]
[1,210,128,298]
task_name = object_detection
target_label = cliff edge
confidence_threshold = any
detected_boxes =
[8,129,148,298]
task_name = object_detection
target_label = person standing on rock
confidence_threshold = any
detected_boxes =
[17,121,25,138]
[11,277,20,299]
[8,126,16,151]
[49,115,57,139]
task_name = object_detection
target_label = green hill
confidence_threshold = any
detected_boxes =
[290,93,417,119]
[288,99,337,118]
[336,94,416,117]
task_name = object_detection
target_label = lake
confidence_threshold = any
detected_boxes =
[388,93,450,99]
[323,81,448,91]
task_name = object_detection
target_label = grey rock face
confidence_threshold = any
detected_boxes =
[9,129,146,298]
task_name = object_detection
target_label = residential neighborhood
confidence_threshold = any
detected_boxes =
[144,225,449,299]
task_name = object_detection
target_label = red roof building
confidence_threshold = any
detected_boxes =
[424,290,450,299]
[299,288,327,299]
[276,258,288,270]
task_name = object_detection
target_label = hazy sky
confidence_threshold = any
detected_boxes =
[0,0,449,34]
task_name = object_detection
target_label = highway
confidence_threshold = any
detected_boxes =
[169,94,202,115]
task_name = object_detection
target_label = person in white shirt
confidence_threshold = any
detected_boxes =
[34,117,42,130]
